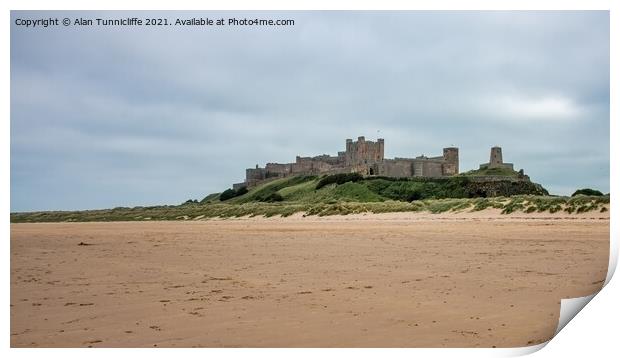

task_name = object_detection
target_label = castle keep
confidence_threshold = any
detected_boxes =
[234,136,459,189]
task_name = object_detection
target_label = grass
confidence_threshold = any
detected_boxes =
[230,176,317,203]
[199,193,220,203]
[332,182,386,202]
[10,194,609,223]
[10,174,606,223]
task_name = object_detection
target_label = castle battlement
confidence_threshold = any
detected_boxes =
[234,137,459,188]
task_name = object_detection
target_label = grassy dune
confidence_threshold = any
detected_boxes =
[222,174,547,205]
[10,173,609,223]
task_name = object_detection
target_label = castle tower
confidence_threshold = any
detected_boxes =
[443,147,459,174]
[344,136,384,168]
[489,146,503,168]
[356,136,366,165]
[345,138,353,165]
[377,138,385,161]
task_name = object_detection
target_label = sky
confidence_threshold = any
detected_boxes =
[10,11,610,212]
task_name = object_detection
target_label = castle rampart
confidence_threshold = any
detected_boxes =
[234,137,460,188]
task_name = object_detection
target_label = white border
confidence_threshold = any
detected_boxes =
[4,1,617,357]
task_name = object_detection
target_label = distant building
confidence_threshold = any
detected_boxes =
[233,136,459,189]
[479,146,514,170]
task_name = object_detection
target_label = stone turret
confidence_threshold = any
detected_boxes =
[488,146,503,168]
[480,146,514,171]
[442,147,459,175]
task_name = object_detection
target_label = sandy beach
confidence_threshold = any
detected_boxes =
[10,210,609,347]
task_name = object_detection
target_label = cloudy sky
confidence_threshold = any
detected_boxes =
[11,11,609,211]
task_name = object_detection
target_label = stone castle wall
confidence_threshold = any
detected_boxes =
[235,137,460,188]
[379,159,414,177]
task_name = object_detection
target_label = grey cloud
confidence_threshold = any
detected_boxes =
[10,10,609,211]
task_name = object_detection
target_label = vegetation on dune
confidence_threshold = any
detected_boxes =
[10,174,608,222]
[363,176,472,201]
[200,192,220,203]
[219,186,249,201]
[232,176,317,203]
[219,189,237,201]
[315,173,363,189]
[331,182,385,202]
[10,194,609,223]
[572,188,604,197]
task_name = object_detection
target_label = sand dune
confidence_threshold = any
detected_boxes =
[10,210,609,347]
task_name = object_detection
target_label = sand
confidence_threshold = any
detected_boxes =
[10,210,609,347]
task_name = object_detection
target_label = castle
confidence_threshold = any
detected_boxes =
[233,136,459,189]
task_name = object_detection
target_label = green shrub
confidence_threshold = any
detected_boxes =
[572,188,604,197]
[219,188,237,201]
[219,186,250,201]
